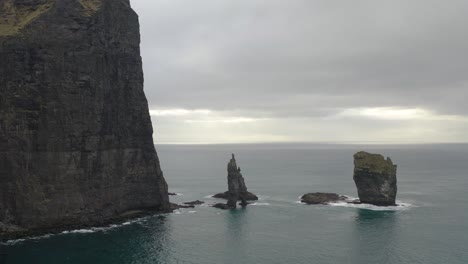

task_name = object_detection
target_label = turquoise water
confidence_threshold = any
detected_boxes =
[2,143,468,263]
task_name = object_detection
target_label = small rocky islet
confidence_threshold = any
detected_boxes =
[300,151,398,207]
[300,193,347,205]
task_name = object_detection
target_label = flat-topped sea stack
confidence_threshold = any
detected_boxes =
[0,0,170,239]
[353,151,397,206]
[212,154,258,209]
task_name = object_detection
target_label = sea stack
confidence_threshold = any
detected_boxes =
[0,0,169,239]
[213,154,258,209]
[353,151,397,206]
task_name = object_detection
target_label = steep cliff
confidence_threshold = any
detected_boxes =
[353,151,397,206]
[0,0,170,239]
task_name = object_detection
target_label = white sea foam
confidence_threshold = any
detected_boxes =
[62,229,95,234]
[328,200,413,211]
[295,195,412,211]
[251,202,270,206]
[257,195,270,200]
[188,211,197,213]
[2,238,26,245]
[2,214,162,245]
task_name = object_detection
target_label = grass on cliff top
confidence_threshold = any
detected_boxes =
[79,0,102,16]
[354,151,396,174]
[0,0,102,36]
[0,0,54,36]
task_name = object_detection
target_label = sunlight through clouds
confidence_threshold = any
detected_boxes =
[335,107,468,121]
[149,109,212,116]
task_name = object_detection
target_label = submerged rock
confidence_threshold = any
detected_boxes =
[0,0,170,240]
[213,154,258,209]
[353,151,398,206]
[301,193,346,205]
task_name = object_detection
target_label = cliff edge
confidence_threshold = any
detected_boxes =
[0,0,170,239]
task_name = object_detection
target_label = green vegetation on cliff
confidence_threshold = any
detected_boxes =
[353,151,396,174]
[79,0,102,16]
[0,0,54,36]
[0,0,103,36]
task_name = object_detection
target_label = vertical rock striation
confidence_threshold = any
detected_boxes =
[0,0,169,239]
[212,154,257,209]
[353,151,397,206]
[226,154,248,208]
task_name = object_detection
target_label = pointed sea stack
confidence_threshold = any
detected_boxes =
[0,0,170,239]
[212,154,258,209]
[353,151,397,206]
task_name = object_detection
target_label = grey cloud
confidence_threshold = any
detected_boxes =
[131,0,468,142]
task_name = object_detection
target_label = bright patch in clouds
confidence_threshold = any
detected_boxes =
[149,109,212,116]
[150,108,269,124]
[185,117,267,124]
[149,107,468,144]
[336,107,467,121]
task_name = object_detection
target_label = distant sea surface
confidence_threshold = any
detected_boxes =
[2,143,468,264]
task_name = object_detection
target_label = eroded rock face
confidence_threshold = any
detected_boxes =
[213,154,257,209]
[0,0,169,239]
[353,151,397,206]
[300,193,346,205]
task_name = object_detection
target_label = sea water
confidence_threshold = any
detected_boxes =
[2,143,467,264]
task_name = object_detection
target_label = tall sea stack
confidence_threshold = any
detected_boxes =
[353,151,397,206]
[212,154,258,209]
[226,154,249,208]
[0,0,169,238]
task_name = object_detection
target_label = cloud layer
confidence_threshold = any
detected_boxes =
[133,0,468,143]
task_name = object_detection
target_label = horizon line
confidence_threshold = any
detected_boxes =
[153,141,468,145]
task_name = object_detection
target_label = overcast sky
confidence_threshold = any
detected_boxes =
[132,0,468,144]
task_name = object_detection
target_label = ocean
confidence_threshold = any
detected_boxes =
[2,143,467,264]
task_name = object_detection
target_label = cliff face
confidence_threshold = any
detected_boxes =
[0,0,170,237]
[353,151,397,206]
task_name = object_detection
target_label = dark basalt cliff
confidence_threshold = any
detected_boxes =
[0,0,170,239]
[353,151,397,206]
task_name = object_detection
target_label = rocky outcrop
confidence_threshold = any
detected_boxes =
[0,0,170,240]
[212,191,258,201]
[353,151,397,206]
[301,193,346,205]
[213,154,257,209]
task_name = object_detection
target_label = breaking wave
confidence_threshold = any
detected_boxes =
[329,198,413,211]
[2,216,157,245]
